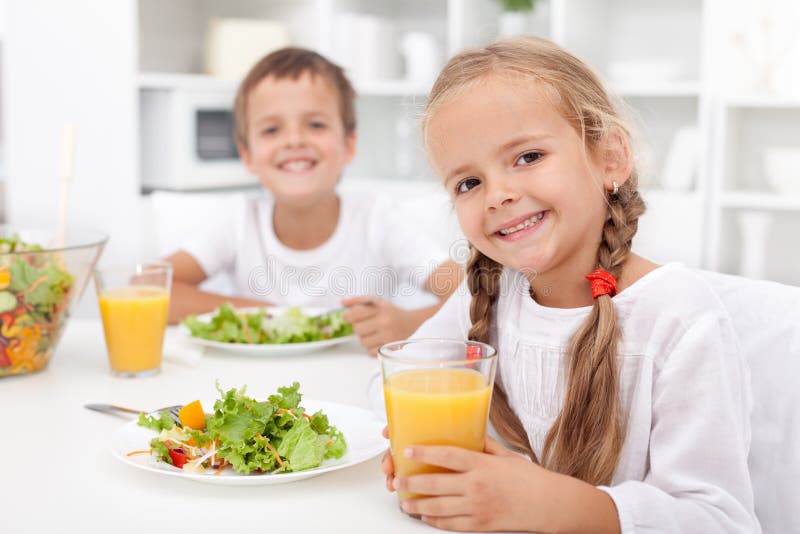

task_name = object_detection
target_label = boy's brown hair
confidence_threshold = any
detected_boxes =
[234,47,357,148]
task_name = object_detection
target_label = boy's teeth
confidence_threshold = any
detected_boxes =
[283,160,313,171]
[499,212,544,235]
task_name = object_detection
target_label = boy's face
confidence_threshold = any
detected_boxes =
[239,73,356,207]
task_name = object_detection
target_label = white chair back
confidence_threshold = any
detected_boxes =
[699,270,800,533]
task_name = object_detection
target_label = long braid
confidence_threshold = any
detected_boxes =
[465,247,537,459]
[541,176,646,484]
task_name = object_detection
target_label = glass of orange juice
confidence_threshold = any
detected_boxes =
[379,338,497,508]
[94,262,172,377]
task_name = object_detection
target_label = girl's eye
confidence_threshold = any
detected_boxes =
[516,151,542,166]
[456,177,481,195]
[310,121,327,129]
[261,126,278,136]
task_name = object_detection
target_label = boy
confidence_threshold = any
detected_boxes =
[166,47,462,355]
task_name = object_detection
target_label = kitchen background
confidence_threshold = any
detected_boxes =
[0,0,799,318]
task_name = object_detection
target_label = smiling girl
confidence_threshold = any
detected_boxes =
[377,37,760,533]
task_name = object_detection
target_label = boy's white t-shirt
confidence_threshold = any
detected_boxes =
[181,190,450,308]
[369,262,761,534]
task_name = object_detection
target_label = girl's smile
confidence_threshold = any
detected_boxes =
[492,210,548,241]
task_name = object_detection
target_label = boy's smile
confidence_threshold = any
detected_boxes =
[276,154,319,174]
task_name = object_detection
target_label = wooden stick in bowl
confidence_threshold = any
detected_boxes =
[55,125,77,249]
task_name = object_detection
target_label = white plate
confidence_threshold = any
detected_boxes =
[181,307,357,356]
[111,399,388,486]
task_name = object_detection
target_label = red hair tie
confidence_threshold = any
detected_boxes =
[586,269,617,299]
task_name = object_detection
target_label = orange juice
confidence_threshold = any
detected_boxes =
[384,367,492,499]
[98,286,169,374]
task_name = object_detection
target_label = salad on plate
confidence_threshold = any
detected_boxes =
[182,304,353,345]
[133,381,347,475]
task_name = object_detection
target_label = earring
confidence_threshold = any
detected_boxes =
[611,180,619,196]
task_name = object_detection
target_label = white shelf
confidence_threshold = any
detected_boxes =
[138,72,431,97]
[611,81,701,98]
[138,72,238,91]
[722,96,800,109]
[720,192,800,212]
[641,188,703,202]
[352,79,431,97]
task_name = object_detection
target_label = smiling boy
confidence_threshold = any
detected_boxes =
[166,48,462,355]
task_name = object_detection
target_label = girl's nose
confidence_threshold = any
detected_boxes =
[485,175,520,211]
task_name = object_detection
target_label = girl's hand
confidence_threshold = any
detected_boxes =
[342,297,419,356]
[394,437,557,532]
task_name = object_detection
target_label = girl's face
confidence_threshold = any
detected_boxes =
[427,76,609,279]
[239,72,356,207]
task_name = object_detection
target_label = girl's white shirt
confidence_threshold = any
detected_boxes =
[369,262,761,534]
[181,190,448,308]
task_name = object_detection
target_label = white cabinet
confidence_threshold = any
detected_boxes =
[3,0,797,284]
[708,98,800,285]
[550,0,710,268]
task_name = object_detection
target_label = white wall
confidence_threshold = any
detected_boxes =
[3,0,141,315]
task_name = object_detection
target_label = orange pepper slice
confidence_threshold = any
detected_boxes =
[178,400,207,430]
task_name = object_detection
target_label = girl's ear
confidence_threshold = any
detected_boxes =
[600,128,633,191]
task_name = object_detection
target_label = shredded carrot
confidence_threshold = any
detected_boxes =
[302,412,312,420]
[241,318,254,344]
[264,440,284,468]
[213,461,227,475]
[127,450,151,456]
[325,440,334,446]
[19,275,48,296]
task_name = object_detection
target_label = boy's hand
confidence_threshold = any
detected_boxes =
[341,297,419,356]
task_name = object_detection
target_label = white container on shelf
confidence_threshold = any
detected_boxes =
[400,32,442,84]
[763,147,800,194]
[204,18,290,81]
[659,126,699,191]
[331,13,401,82]
[736,210,773,280]
[498,11,530,37]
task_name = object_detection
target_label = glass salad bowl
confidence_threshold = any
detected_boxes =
[0,227,107,377]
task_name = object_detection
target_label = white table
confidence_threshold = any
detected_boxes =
[0,319,447,534]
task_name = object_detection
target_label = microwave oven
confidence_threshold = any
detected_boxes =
[139,87,257,191]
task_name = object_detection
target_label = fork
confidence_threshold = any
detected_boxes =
[84,403,183,426]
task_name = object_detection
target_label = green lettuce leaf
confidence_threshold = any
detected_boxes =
[277,417,325,472]
[138,411,175,432]
[182,305,352,345]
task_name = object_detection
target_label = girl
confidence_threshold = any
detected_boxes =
[378,37,760,533]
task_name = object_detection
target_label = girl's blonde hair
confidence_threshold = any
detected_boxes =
[422,36,646,486]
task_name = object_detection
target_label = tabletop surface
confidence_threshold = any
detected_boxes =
[0,319,468,534]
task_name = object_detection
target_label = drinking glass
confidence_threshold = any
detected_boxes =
[94,261,172,377]
[379,338,497,506]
